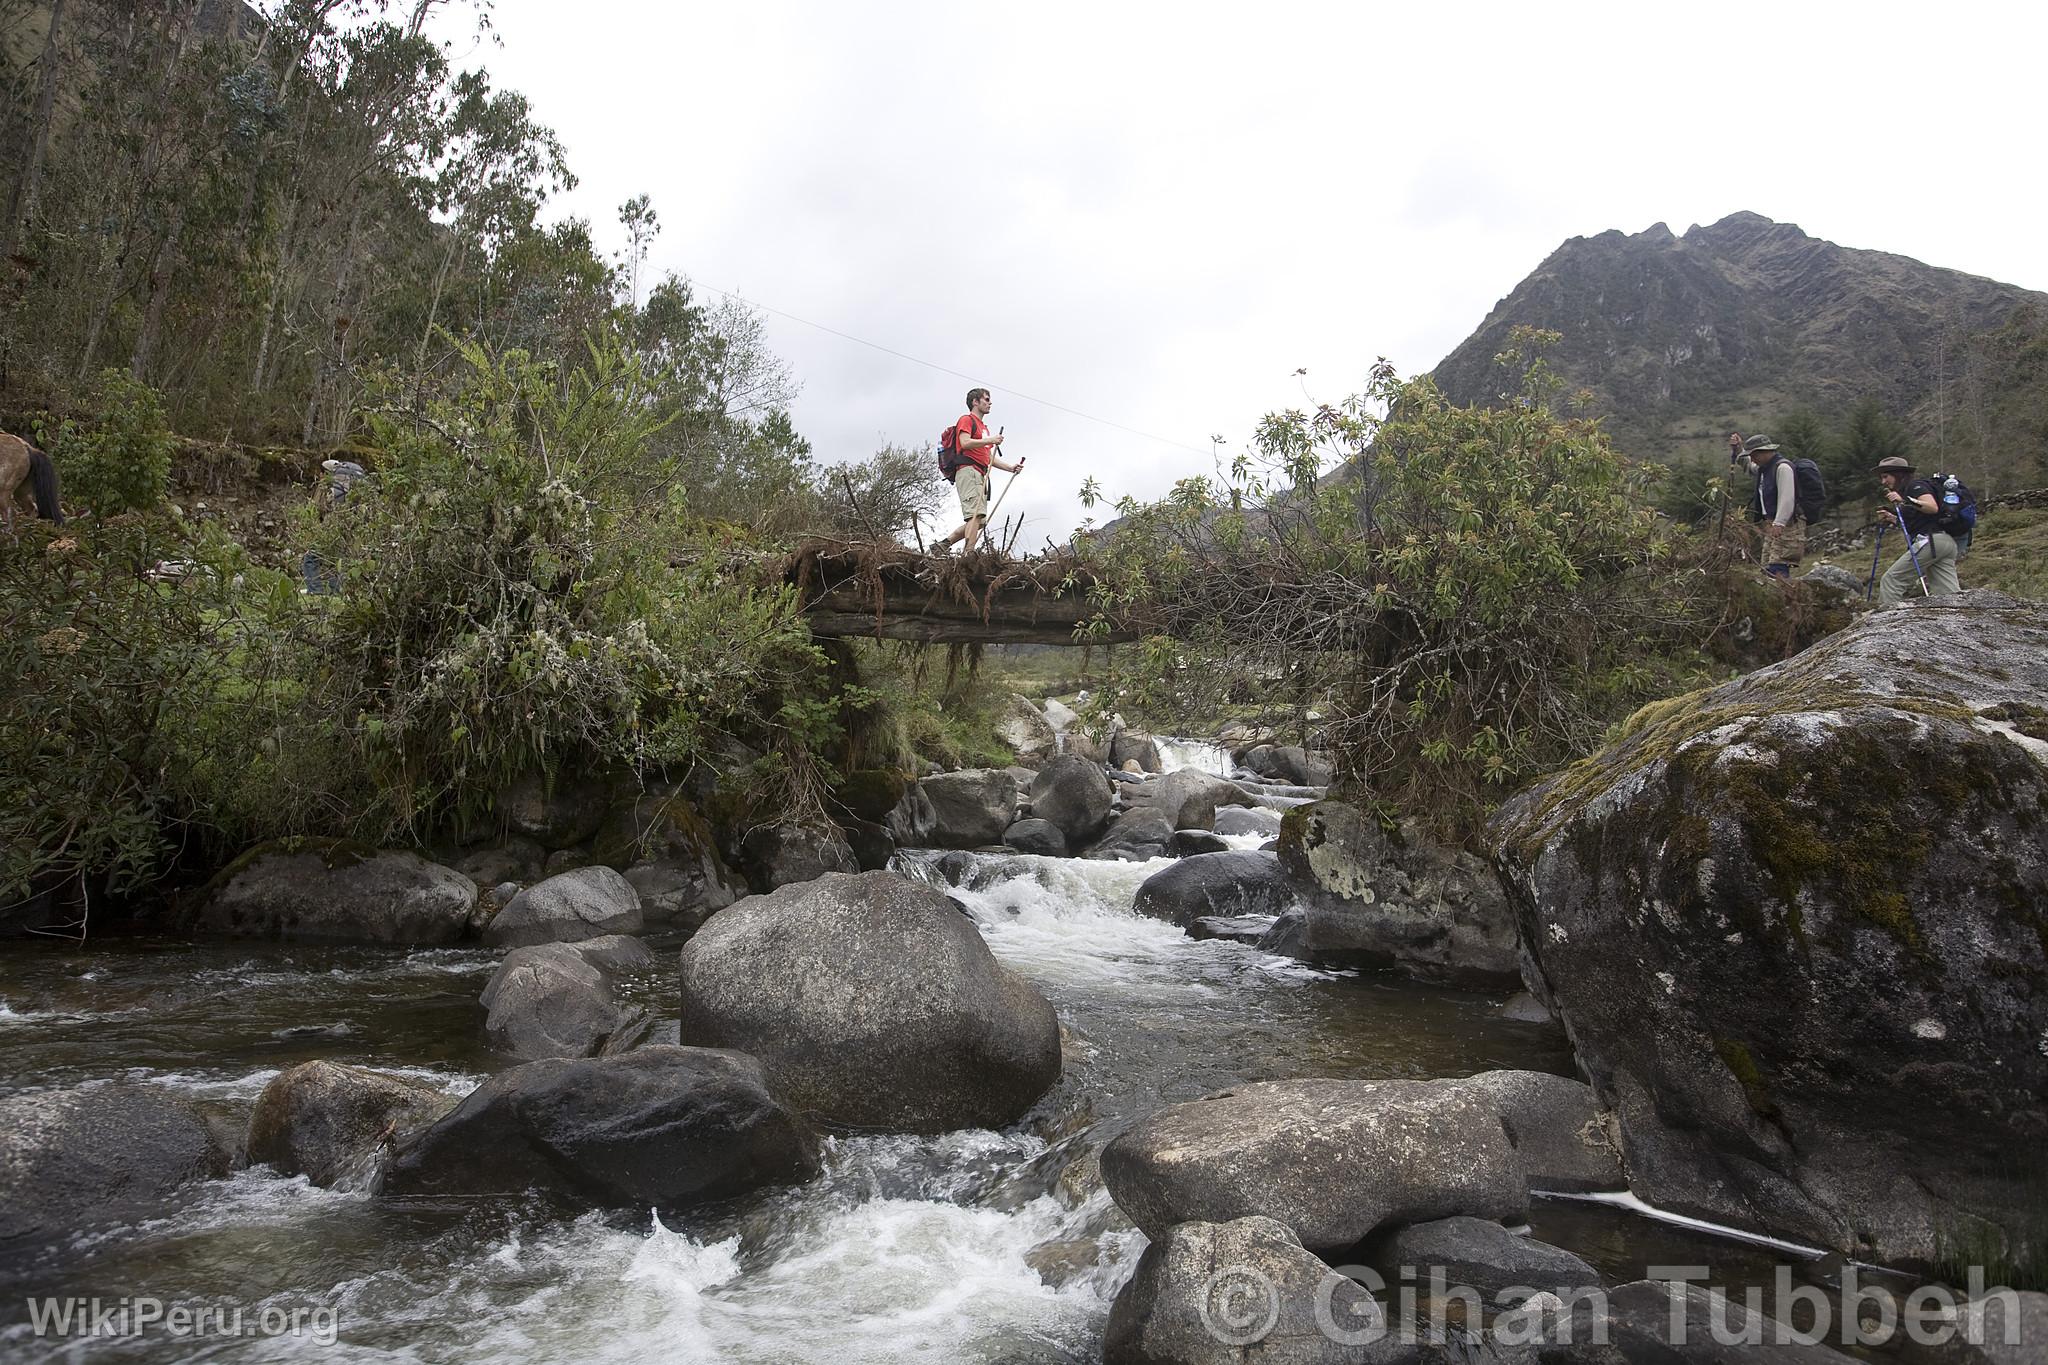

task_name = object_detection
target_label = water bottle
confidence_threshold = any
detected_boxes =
[1943,474,1961,508]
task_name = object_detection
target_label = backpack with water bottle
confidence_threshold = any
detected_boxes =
[1927,471,1978,549]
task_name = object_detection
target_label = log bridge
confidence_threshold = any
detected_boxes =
[779,540,1138,645]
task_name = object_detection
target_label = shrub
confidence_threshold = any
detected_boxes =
[38,370,176,516]
[1076,330,1720,839]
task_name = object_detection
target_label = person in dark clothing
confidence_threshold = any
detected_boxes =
[1742,434,1804,577]
[1875,455,1961,605]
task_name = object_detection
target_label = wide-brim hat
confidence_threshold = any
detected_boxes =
[1873,456,1913,474]
[1740,434,1780,456]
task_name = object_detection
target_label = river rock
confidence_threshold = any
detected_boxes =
[1373,1216,1600,1301]
[246,1061,454,1188]
[1041,696,1079,733]
[450,837,545,888]
[1275,802,1520,989]
[1104,1216,1418,1365]
[0,1085,230,1246]
[595,793,743,925]
[1492,592,2048,1263]
[884,781,939,847]
[995,694,1058,766]
[677,870,1061,1133]
[481,942,632,1060]
[1100,1077,1526,1250]
[920,769,1019,848]
[1110,729,1163,774]
[1798,562,1868,602]
[1132,851,1297,931]
[1085,809,1175,861]
[1549,1279,1863,1363]
[1215,805,1284,838]
[1124,768,1249,831]
[483,865,643,948]
[840,818,896,872]
[381,1046,820,1208]
[190,840,477,944]
[739,821,859,890]
[1029,755,1114,844]
[1457,1070,1623,1193]
[1164,830,1230,858]
[1003,818,1068,857]
[1246,744,1334,786]
[830,768,910,824]
[1955,1292,2048,1365]
[501,771,610,849]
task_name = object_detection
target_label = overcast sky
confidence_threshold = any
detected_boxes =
[435,1,2046,545]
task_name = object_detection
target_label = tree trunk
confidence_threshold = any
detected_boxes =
[4,0,69,260]
[129,202,186,382]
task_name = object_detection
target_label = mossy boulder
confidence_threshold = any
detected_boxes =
[1492,591,2048,1266]
[1272,802,1520,989]
[189,839,476,944]
[832,768,910,824]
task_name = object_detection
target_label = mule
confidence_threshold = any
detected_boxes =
[0,431,63,528]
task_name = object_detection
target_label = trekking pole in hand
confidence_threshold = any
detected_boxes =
[1892,506,1930,596]
[988,437,1025,523]
[1866,522,1885,603]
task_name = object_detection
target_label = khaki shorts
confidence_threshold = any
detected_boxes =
[955,465,989,520]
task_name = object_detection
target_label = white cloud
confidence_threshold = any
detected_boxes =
[438,0,2048,544]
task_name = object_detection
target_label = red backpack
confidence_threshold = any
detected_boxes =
[936,420,970,482]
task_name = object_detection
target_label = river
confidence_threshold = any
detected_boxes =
[0,741,1843,1361]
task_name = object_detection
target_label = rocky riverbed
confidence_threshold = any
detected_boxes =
[2,657,2043,1362]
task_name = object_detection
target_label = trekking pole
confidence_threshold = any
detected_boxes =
[987,438,1025,524]
[1892,506,1931,596]
[1865,522,1884,602]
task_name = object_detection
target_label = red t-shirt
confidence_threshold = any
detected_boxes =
[955,414,989,471]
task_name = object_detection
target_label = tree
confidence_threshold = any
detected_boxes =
[817,442,947,543]
[1078,330,1715,838]
[1835,398,1912,516]
[618,192,658,310]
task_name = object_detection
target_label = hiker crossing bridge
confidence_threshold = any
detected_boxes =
[779,541,1139,645]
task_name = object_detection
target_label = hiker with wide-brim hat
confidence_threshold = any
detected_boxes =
[1874,455,1961,605]
[1743,434,1806,578]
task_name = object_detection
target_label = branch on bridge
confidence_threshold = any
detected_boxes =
[777,538,1137,646]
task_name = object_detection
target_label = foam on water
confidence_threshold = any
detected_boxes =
[1153,736,1236,777]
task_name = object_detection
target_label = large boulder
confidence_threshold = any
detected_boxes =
[1104,1216,1423,1365]
[1215,805,1284,839]
[1085,809,1176,862]
[0,1086,230,1246]
[483,865,643,948]
[1040,696,1080,733]
[500,771,610,849]
[1028,754,1115,844]
[919,769,1019,849]
[1491,592,2048,1264]
[189,840,476,944]
[481,942,635,1060]
[738,821,859,891]
[884,781,939,847]
[1132,851,1297,931]
[677,870,1061,1133]
[1457,1069,1624,1194]
[381,1047,820,1208]
[1275,802,1520,989]
[994,694,1058,767]
[1100,1077,1527,1251]
[594,793,743,926]
[1110,728,1164,774]
[246,1061,454,1188]
[1003,818,1068,857]
[1246,744,1334,787]
[1372,1216,1600,1301]
[1124,768,1250,831]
